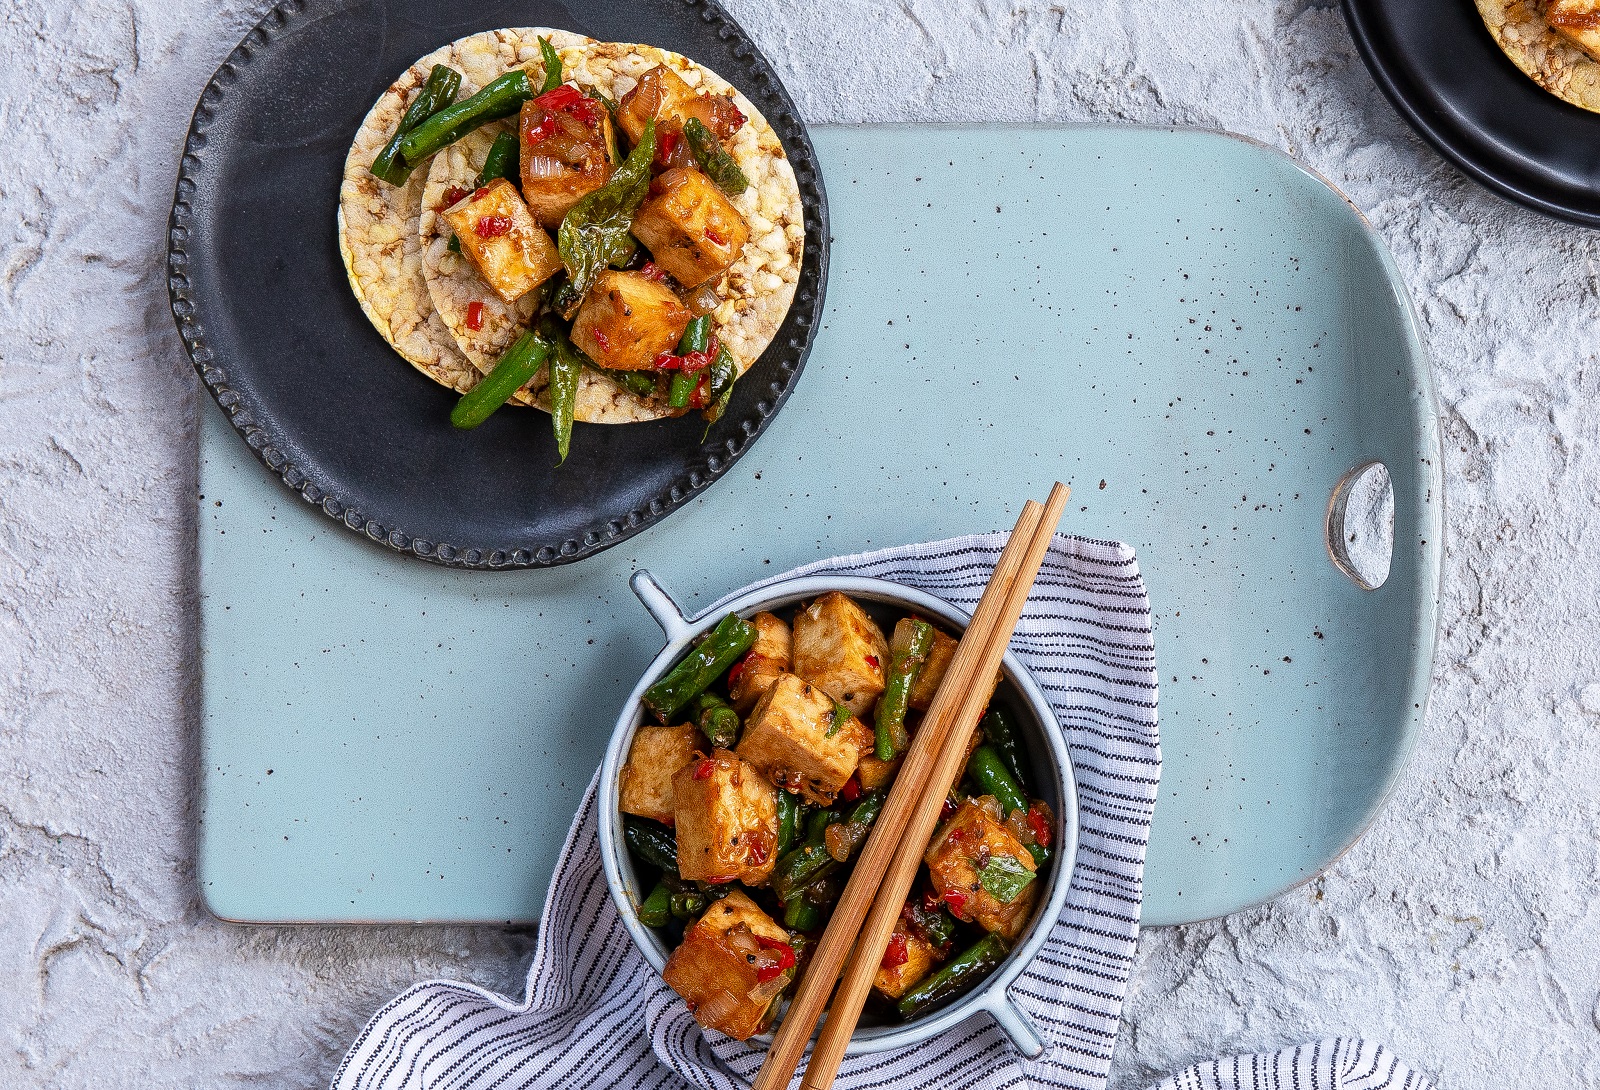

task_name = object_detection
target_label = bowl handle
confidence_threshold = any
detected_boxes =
[984,991,1045,1059]
[630,569,694,644]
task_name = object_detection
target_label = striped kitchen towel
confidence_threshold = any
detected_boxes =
[332,533,1431,1090]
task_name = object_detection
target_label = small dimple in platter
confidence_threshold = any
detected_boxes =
[169,1,829,568]
[196,125,1440,927]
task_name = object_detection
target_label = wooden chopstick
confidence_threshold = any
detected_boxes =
[751,498,1048,1090]
[798,481,1071,1090]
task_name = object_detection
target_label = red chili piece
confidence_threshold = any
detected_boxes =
[475,214,513,238]
[1027,804,1053,848]
[839,775,861,803]
[704,226,726,247]
[592,329,611,352]
[865,655,880,670]
[524,111,559,144]
[534,84,582,111]
[440,185,470,209]
[688,374,710,408]
[754,936,796,982]
[939,796,957,821]
[727,656,748,687]
[656,128,681,166]
[881,932,910,969]
[473,186,490,200]
[465,301,484,331]
[640,261,666,282]
[653,352,682,370]
[692,758,715,780]
[942,889,968,915]
[746,833,770,867]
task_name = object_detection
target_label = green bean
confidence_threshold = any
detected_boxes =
[637,880,673,928]
[587,364,658,400]
[450,330,551,429]
[399,69,536,165]
[979,707,1031,794]
[670,889,707,920]
[783,893,823,931]
[537,36,562,95]
[772,791,882,902]
[371,64,461,186]
[475,130,519,188]
[683,118,750,195]
[547,325,581,464]
[623,815,679,874]
[668,315,712,408]
[693,691,741,750]
[776,792,803,856]
[966,744,1028,818]
[701,341,738,427]
[642,612,757,723]
[876,620,934,761]
[896,933,1010,1020]
[447,234,461,254]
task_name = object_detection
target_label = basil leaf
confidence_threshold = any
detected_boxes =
[537,36,562,95]
[556,119,657,315]
[977,855,1035,904]
[825,701,851,738]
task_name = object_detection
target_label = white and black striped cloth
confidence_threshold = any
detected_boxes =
[332,534,1431,1090]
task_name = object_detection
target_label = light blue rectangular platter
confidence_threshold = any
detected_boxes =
[197,125,1440,927]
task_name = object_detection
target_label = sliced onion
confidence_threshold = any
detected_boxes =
[686,281,722,316]
[522,153,567,181]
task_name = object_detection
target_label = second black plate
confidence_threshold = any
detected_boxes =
[168,0,828,569]
[1345,0,1600,227]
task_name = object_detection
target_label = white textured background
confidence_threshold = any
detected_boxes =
[3,1,1597,1086]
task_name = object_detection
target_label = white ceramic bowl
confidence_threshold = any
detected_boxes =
[598,570,1078,1056]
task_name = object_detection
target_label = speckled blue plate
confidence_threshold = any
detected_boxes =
[196,125,1441,926]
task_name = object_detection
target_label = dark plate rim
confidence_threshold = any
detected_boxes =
[1342,0,1600,229]
[167,0,830,570]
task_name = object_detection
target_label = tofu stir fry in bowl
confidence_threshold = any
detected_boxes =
[616,592,1057,1042]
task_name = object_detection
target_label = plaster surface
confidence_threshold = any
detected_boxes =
[2,2,1595,1087]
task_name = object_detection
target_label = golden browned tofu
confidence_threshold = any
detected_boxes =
[905,623,958,711]
[855,751,901,792]
[673,749,778,885]
[1549,0,1600,60]
[519,99,614,229]
[792,593,889,717]
[616,64,747,147]
[618,724,703,826]
[737,673,872,805]
[570,269,692,371]
[633,166,751,287]
[925,796,1039,940]
[662,890,793,1040]
[440,179,562,303]
[728,611,792,713]
[872,919,938,1000]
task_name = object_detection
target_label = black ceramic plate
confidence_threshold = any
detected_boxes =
[168,0,828,569]
[1344,0,1600,227]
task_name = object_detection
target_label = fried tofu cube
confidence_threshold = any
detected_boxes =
[904,623,958,711]
[441,179,562,303]
[1549,0,1600,61]
[519,99,614,228]
[872,919,939,1000]
[617,64,747,147]
[792,593,889,717]
[633,166,751,287]
[925,796,1039,941]
[728,611,792,713]
[673,749,778,885]
[619,724,703,826]
[737,673,873,805]
[662,890,792,1040]
[570,269,692,370]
